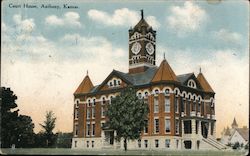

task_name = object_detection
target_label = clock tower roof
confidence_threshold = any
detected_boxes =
[129,10,155,33]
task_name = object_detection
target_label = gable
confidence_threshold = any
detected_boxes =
[177,73,203,90]
[96,70,132,92]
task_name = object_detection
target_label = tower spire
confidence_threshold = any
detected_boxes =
[141,9,144,19]
[87,70,88,76]
[199,67,201,73]
[163,52,166,60]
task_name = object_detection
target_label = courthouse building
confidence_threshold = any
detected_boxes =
[72,11,226,150]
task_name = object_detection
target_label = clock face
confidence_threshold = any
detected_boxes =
[146,43,154,55]
[131,42,141,54]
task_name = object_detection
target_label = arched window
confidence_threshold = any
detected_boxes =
[165,89,170,95]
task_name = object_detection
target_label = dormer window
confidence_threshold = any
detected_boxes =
[114,80,117,86]
[93,99,96,106]
[138,92,142,99]
[109,82,113,87]
[118,80,121,85]
[187,79,197,89]
[164,89,170,95]
[155,89,159,95]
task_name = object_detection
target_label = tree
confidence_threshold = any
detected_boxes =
[1,87,35,148]
[107,87,149,151]
[16,115,35,148]
[232,142,240,150]
[40,111,57,147]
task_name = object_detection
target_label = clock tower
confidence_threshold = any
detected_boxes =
[128,10,156,74]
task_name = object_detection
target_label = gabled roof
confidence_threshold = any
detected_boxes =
[177,73,194,84]
[151,59,179,82]
[230,128,249,141]
[236,128,249,141]
[177,73,203,90]
[197,72,214,93]
[74,75,94,94]
[95,70,133,92]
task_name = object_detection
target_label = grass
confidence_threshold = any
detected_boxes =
[1,148,248,155]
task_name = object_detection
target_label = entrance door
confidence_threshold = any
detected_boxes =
[201,122,208,138]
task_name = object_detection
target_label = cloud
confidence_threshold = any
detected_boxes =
[167,1,208,36]
[212,29,243,44]
[13,14,35,33]
[2,19,127,132]
[88,8,160,29]
[146,16,161,29]
[88,8,140,27]
[45,12,81,28]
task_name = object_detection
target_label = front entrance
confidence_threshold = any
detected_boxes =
[104,130,114,146]
[201,122,208,138]
[184,140,192,149]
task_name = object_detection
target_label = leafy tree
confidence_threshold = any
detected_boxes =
[40,111,57,147]
[245,143,249,149]
[232,142,240,150]
[107,87,149,151]
[1,87,35,148]
[15,115,35,148]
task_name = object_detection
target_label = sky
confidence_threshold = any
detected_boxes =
[2,0,249,137]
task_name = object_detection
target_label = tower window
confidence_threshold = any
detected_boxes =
[114,79,117,86]
[109,82,113,86]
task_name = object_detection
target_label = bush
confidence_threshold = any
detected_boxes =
[232,142,240,150]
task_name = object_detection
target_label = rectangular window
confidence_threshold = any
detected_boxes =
[92,108,95,118]
[144,140,148,148]
[154,97,159,113]
[175,97,179,113]
[181,99,185,113]
[92,141,94,148]
[138,139,141,148]
[196,120,199,134]
[144,120,148,134]
[165,119,171,133]
[87,109,90,119]
[88,100,91,107]
[87,123,90,136]
[165,96,170,112]
[75,109,78,119]
[87,141,89,148]
[101,107,105,117]
[92,123,95,136]
[198,103,201,112]
[74,141,77,148]
[165,139,170,148]
[186,101,190,114]
[101,122,105,128]
[154,118,159,133]
[175,119,179,134]
[75,124,78,136]
[155,139,159,148]
[192,102,196,111]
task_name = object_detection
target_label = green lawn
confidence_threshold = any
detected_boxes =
[1,148,248,155]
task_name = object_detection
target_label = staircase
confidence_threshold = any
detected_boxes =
[202,136,227,150]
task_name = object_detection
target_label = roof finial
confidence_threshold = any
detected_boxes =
[163,52,166,60]
[87,70,88,76]
[141,9,144,19]
[199,67,201,73]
